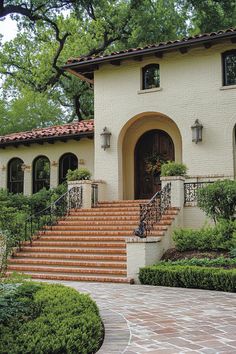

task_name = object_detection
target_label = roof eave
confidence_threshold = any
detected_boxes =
[63,31,236,73]
[0,131,94,149]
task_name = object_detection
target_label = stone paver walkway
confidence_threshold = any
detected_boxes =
[46,281,236,354]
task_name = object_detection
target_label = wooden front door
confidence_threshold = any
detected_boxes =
[135,129,174,199]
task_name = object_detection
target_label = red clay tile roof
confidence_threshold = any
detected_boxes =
[65,28,236,68]
[0,120,94,147]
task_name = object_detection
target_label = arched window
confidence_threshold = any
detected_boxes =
[142,64,160,90]
[222,50,236,86]
[59,153,78,184]
[33,156,50,193]
[7,158,24,194]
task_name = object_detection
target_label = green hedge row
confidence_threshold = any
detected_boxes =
[0,282,103,354]
[157,257,236,268]
[139,265,236,292]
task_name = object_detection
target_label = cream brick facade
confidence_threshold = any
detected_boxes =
[94,42,236,200]
[0,139,94,195]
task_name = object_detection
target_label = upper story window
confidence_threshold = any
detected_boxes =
[142,64,160,90]
[222,50,236,86]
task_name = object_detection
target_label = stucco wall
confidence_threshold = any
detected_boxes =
[0,138,94,195]
[94,42,236,200]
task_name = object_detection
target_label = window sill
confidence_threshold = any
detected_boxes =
[137,87,162,95]
[220,84,236,90]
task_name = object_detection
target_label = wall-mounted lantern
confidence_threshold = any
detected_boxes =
[101,127,111,150]
[191,119,203,144]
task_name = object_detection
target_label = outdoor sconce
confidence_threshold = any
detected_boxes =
[191,119,203,144]
[101,127,111,150]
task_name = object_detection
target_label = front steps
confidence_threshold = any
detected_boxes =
[7,200,179,283]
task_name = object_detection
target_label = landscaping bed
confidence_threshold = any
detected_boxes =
[0,281,103,354]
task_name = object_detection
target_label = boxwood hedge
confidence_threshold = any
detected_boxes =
[0,282,103,354]
[139,265,236,292]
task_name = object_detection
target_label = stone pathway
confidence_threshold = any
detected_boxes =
[46,281,236,354]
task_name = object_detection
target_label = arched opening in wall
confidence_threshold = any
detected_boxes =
[135,130,174,199]
[59,153,78,184]
[119,112,182,200]
[7,158,24,194]
[33,156,50,193]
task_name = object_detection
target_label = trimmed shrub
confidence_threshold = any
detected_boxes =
[197,180,236,222]
[139,265,236,292]
[173,220,236,252]
[67,168,91,181]
[0,282,103,354]
[161,161,187,177]
[157,257,236,268]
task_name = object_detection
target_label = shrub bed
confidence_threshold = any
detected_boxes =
[0,282,103,354]
[139,265,236,292]
[173,220,236,252]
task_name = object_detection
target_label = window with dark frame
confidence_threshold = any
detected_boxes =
[222,50,236,86]
[59,153,78,184]
[142,64,160,90]
[33,156,50,193]
[7,158,24,194]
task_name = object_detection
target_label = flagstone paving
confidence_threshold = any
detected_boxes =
[45,281,236,354]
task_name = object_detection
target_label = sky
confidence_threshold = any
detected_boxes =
[0,16,18,43]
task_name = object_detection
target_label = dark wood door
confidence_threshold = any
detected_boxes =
[135,129,174,199]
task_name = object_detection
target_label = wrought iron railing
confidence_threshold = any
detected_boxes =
[91,183,98,207]
[184,181,213,206]
[24,186,83,244]
[134,183,171,238]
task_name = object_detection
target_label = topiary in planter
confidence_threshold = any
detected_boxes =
[161,161,187,177]
[66,168,91,181]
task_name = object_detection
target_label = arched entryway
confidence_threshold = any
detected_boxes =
[59,153,78,184]
[7,157,24,194]
[135,129,174,199]
[119,112,182,200]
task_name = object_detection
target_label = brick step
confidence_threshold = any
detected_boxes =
[12,253,127,261]
[6,272,133,283]
[34,236,128,242]
[47,224,168,232]
[70,208,139,215]
[57,220,139,226]
[96,203,144,208]
[19,246,127,254]
[47,225,137,231]
[8,258,126,268]
[7,264,127,276]
[65,215,140,221]
[22,241,126,248]
[38,230,164,236]
[98,200,148,204]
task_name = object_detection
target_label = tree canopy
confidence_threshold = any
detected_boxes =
[0,0,235,135]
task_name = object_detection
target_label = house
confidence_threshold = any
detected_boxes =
[63,28,236,203]
[3,28,236,282]
[0,120,94,194]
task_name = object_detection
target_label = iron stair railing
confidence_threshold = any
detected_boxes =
[134,183,171,238]
[24,186,83,245]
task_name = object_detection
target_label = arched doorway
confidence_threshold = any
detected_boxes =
[135,129,174,199]
[33,156,50,193]
[7,158,24,194]
[59,153,78,184]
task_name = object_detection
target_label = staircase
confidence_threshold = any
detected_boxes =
[7,200,179,283]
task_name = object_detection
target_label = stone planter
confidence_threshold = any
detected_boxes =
[68,180,106,208]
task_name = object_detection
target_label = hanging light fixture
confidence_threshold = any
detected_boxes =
[191,119,203,144]
[100,127,111,150]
